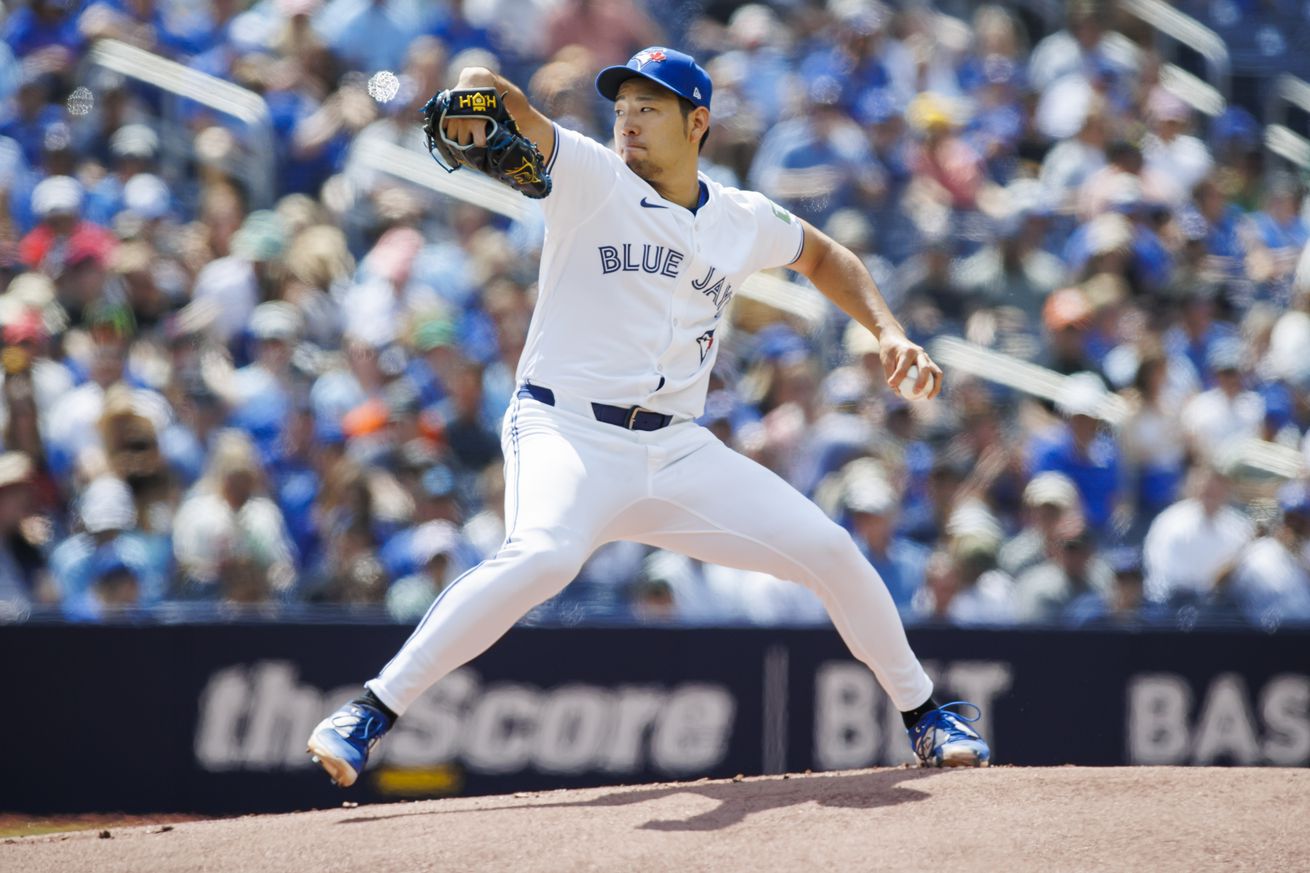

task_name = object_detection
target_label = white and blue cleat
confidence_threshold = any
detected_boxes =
[306,702,393,788]
[907,701,991,768]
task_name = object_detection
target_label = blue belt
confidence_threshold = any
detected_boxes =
[517,383,674,431]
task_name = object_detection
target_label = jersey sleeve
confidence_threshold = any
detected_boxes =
[540,123,622,224]
[740,191,806,273]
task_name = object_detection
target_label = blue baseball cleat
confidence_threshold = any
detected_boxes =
[306,701,393,787]
[907,701,991,768]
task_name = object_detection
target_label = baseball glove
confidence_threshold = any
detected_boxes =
[421,87,552,199]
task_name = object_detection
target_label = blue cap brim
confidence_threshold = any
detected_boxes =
[596,65,658,102]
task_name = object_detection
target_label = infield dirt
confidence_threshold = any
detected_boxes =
[4,766,1305,872]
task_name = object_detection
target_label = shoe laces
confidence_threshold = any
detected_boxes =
[908,700,983,748]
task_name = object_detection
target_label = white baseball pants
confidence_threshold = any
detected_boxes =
[368,391,934,714]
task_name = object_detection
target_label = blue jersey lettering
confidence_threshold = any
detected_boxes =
[596,244,685,278]
[598,246,621,274]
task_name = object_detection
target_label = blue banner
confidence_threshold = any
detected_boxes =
[3,625,1307,814]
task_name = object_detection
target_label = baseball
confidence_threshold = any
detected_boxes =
[367,70,401,103]
[66,86,94,116]
[896,364,935,400]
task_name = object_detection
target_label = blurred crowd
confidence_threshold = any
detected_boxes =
[0,0,1307,630]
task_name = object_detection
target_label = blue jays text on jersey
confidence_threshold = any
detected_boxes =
[596,246,735,318]
[690,265,734,316]
[597,243,684,278]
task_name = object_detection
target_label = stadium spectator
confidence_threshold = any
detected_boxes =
[790,366,874,496]
[1243,171,1307,298]
[97,382,175,528]
[1180,337,1264,463]
[842,464,928,616]
[1187,175,1246,276]
[1140,87,1213,207]
[0,450,45,620]
[998,471,1081,579]
[226,301,304,464]
[797,5,891,101]
[748,75,884,227]
[1027,0,1117,92]
[1039,101,1108,214]
[191,209,288,345]
[913,536,1016,626]
[19,176,117,308]
[1039,287,1098,376]
[0,273,73,462]
[1029,372,1123,535]
[1118,350,1188,525]
[1143,464,1254,608]
[894,228,967,327]
[315,0,425,75]
[1063,546,1166,627]
[51,474,169,619]
[0,71,64,168]
[172,429,297,601]
[956,187,1064,322]
[906,92,986,212]
[44,302,160,481]
[542,0,662,68]
[1013,512,1111,623]
[84,123,161,226]
[1231,481,1310,627]
[898,452,968,547]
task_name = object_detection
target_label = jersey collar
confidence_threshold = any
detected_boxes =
[689,179,709,215]
[627,165,714,217]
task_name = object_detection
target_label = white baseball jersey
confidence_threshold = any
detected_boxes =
[518,123,805,419]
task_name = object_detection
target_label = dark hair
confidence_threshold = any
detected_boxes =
[677,97,710,152]
[1105,140,1142,170]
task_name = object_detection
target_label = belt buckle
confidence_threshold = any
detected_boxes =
[625,405,643,429]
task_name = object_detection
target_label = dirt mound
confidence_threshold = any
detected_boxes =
[4,767,1304,873]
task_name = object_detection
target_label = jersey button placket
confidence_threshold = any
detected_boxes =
[656,221,695,383]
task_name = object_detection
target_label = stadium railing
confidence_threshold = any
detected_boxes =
[1265,74,1310,171]
[1105,0,1229,120]
[1118,0,1231,101]
[81,38,277,208]
[931,336,1305,481]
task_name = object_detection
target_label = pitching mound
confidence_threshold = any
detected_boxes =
[5,767,1305,872]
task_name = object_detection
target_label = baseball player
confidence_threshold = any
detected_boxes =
[308,47,990,787]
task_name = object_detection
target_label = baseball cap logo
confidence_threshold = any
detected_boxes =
[632,48,667,68]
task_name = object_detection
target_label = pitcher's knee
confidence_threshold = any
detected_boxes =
[499,530,589,593]
[787,522,868,588]
[805,521,862,566]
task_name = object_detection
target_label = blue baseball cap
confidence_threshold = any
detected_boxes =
[596,47,712,110]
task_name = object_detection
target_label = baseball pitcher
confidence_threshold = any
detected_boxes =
[307,47,989,787]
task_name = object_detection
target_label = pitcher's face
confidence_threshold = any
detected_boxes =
[613,79,699,183]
